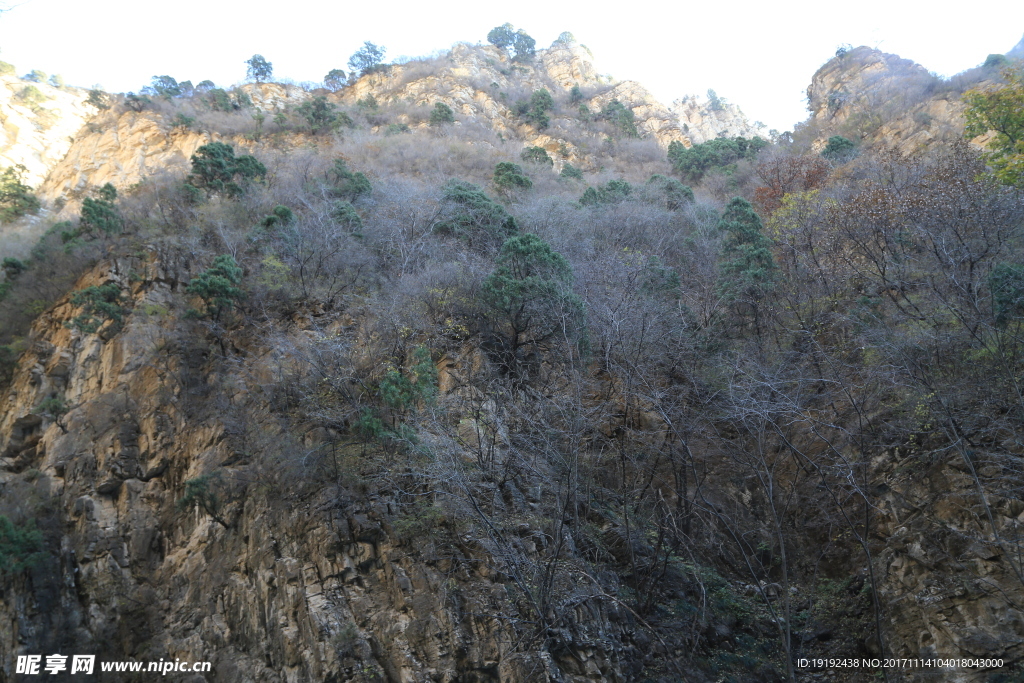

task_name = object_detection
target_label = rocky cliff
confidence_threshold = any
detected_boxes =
[0,75,95,189]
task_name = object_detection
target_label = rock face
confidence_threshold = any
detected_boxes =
[37,112,212,206]
[0,75,95,188]
[670,95,766,144]
[0,252,635,682]
[803,45,997,153]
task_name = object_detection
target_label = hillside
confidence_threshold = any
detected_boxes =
[1,31,1023,683]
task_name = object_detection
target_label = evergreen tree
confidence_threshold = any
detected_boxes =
[246,55,273,83]
[186,255,244,320]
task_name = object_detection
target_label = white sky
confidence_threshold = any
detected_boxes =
[1,0,1022,132]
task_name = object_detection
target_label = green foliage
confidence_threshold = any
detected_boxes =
[668,136,768,183]
[37,395,68,419]
[187,142,266,197]
[331,200,362,234]
[559,163,583,180]
[296,95,341,133]
[330,160,372,201]
[647,174,694,209]
[23,69,45,83]
[324,68,347,91]
[429,102,455,126]
[186,255,244,320]
[521,146,553,167]
[487,24,516,51]
[984,54,1009,69]
[482,234,582,374]
[0,61,14,75]
[68,283,128,334]
[47,74,64,89]
[435,180,518,244]
[171,113,195,129]
[569,84,583,104]
[964,67,1024,186]
[385,123,410,136]
[16,85,47,108]
[146,75,181,97]
[2,257,26,278]
[86,89,109,109]
[515,89,553,129]
[487,24,536,62]
[0,515,43,575]
[718,197,777,301]
[356,94,378,110]
[579,179,632,206]
[493,161,533,193]
[246,54,273,83]
[821,135,857,162]
[124,92,150,112]
[379,346,437,411]
[262,205,294,229]
[177,472,229,527]
[600,99,639,138]
[707,88,723,111]
[64,183,122,242]
[990,263,1024,325]
[348,41,387,77]
[0,165,40,223]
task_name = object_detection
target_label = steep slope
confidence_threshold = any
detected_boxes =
[0,75,96,188]
[802,45,1004,152]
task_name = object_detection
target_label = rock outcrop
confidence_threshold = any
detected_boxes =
[0,75,96,188]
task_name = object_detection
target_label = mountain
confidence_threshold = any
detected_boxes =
[1,31,1024,683]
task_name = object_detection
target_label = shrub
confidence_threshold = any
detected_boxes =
[559,163,583,180]
[521,146,553,166]
[984,54,1008,69]
[186,255,244,320]
[647,174,693,209]
[67,283,129,334]
[2,257,26,278]
[177,472,229,527]
[15,85,47,108]
[0,515,43,575]
[296,95,340,133]
[124,92,150,111]
[429,102,455,126]
[515,89,553,129]
[579,179,632,206]
[78,183,121,237]
[668,136,768,183]
[570,84,583,104]
[600,99,639,138]
[0,165,40,223]
[22,69,45,83]
[187,142,266,197]
[820,135,857,162]
[86,89,109,110]
[0,61,14,75]
[47,74,64,88]
[434,180,518,246]
[493,161,532,193]
[330,160,372,201]
[385,123,410,136]
[331,200,362,234]
[171,113,195,129]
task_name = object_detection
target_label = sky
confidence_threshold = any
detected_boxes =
[1,0,1023,132]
